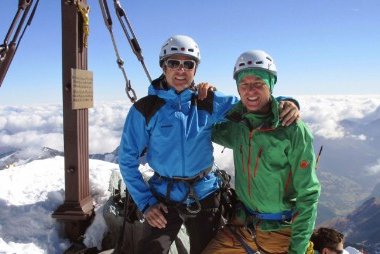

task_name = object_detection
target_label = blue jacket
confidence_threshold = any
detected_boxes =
[119,75,238,212]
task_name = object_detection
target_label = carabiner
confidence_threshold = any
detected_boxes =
[125,80,137,103]
[185,187,202,214]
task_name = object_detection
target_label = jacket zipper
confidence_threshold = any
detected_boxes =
[179,95,185,176]
[253,147,263,177]
[240,145,245,173]
[247,130,253,197]
[284,171,292,192]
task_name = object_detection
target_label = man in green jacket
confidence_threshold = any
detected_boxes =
[203,50,321,254]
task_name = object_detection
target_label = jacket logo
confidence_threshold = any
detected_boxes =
[300,160,309,169]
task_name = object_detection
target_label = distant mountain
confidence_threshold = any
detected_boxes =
[316,171,369,219]
[312,107,380,223]
[0,150,17,158]
[316,203,336,226]
[89,146,147,165]
[323,197,380,249]
[0,146,121,171]
[370,183,380,197]
[0,147,63,170]
[89,146,119,164]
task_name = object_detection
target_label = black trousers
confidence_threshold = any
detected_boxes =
[136,191,222,254]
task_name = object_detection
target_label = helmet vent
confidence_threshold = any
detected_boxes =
[233,50,277,80]
[160,35,201,63]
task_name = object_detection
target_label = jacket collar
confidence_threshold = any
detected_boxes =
[148,74,196,102]
[226,95,281,130]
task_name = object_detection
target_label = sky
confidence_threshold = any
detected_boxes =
[1,0,380,105]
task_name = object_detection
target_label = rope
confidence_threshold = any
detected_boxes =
[113,0,152,83]
[98,0,137,103]
[98,0,154,103]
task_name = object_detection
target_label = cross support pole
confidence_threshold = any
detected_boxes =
[52,0,94,242]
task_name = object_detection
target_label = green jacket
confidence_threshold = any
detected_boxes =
[212,97,321,254]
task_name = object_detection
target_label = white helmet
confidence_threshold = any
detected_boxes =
[233,50,277,82]
[159,35,201,66]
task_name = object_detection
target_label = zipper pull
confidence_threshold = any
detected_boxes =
[258,147,263,157]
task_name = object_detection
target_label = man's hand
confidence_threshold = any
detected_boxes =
[143,203,168,229]
[279,101,300,126]
[196,82,215,100]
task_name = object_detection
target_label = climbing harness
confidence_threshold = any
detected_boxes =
[239,202,293,222]
[152,167,213,215]
[245,207,293,222]
[0,0,40,87]
[230,202,293,254]
[98,0,152,103]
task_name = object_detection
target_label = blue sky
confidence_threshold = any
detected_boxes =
[0,0,379,105]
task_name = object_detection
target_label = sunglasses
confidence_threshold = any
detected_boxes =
[165,59,196,70]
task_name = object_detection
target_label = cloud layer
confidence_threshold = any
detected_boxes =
[1,95,380,155]
[0,102,132,154]
[2,95,379,198]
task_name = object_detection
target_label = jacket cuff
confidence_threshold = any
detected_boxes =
[141,196,159,213]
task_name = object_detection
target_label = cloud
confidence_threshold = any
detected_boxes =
[298,95,380,140]
[0,102,132,154]
[0,105,63,153]
[88,102,131,154]
[367,159,380,175]
[1,96,380,155]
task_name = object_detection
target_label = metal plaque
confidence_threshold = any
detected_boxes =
[71,68,93,109]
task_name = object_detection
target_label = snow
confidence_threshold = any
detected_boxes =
[0,157,117,253]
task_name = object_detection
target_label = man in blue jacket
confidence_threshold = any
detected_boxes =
[118,35,299,254]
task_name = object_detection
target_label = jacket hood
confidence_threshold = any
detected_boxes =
[226,95,281,130]
[148,74,196,102]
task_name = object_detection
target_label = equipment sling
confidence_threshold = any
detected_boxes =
[98,0,152,103]
[0,0,40,87]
